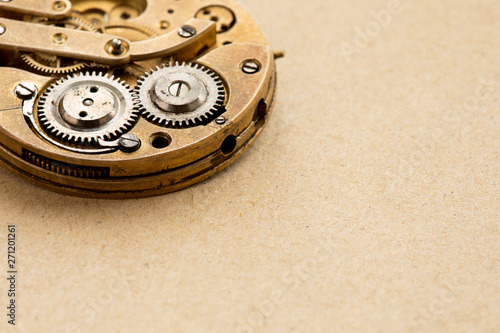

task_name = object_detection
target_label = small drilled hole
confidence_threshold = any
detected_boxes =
[51,33,68,44]
[203,9,211,15]
[211,16,219,22]
[168,9,174,14]
[90,87,99,93]
[159,20,169,30]
[79,111,88,118]
[121,12,131,20]
[52,1,67,11]
[221,135,237,155]
[150,133,171,149]
[253,99,268,124]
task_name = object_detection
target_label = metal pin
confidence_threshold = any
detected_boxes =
[273,50,286,59]
[111,38,123,55]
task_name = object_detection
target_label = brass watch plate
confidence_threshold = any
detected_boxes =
[0,0,280,198]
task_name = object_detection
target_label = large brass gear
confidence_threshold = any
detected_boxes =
[20,14,98,75]
[135,62,226,128]
[37,72,140,145]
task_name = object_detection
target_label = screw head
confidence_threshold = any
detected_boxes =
[168,81,191,97]
[118,134,141,153]
[215,116,226,125]
[178,25,197,38]
[15,82,37,100]
[241,60,261,74]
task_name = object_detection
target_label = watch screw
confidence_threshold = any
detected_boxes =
[178,25,197,38]
[15,82,37,100]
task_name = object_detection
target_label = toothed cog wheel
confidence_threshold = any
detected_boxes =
[21,14,98,74]
[136,63,226,128]
[37,73,140,145]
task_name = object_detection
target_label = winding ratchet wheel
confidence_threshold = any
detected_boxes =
[0,0,281,198]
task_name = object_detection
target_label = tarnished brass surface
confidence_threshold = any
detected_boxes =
[0,17,216,65]
[0,0,72,19]
[0,0,279,198]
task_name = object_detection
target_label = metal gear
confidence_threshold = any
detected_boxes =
[37,72,140,145]
[21,53,91,75]
[135,62,226,128]
[20,14,98,75]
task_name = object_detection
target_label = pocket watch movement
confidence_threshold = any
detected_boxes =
[0,0,280,198]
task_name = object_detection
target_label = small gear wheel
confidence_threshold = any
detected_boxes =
[135,62,226,128]
[21,14,98,75]
[37,72,140,145]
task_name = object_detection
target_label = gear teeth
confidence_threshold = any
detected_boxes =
[21,53,90,75]
[37,72,140,146]
[20,14,96,75]
[22,149,110,178]
[135,62,227,128]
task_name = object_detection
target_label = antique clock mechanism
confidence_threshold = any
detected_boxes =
[0,0,280,198]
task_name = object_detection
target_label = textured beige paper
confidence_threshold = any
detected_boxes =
[0,0,499,332]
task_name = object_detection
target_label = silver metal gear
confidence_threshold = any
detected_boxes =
[135,62,226,128]
[37,72,140,145]
[20,14,98,75]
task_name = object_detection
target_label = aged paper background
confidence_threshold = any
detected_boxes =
[0,0,499,332]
